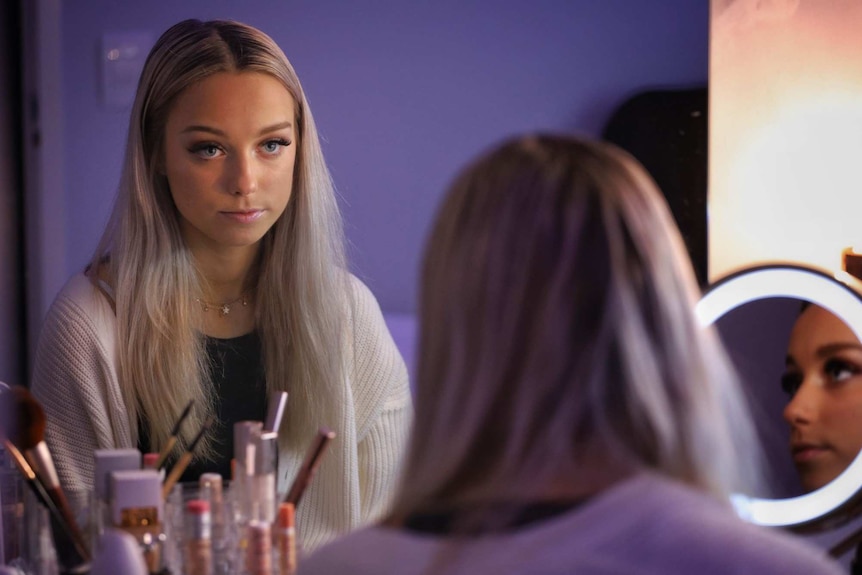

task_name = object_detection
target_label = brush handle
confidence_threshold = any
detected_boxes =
[23,482,93,573]
[27,477,73,542]
[162,452,193,499]
[154,436,178,471]
[44,484,92,562]
[26,443,92,561]
[4,439,90,562]
[284,429,335,507]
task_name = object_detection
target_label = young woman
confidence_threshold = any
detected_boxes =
[782,303,862,492]
[29,19,411,551]
[299,135,843,573]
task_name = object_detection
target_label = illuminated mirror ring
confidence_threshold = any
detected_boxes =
[696,263,862,530]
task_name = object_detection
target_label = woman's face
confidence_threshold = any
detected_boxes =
[162,71,298,257]
[782,304,862,492]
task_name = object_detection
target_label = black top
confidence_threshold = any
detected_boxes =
[403,500,587,536]
[138,331,268,481]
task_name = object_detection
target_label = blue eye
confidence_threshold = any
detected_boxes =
[190,143,222,158]
[262,138,291,154]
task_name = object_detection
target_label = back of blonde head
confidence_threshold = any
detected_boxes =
[91,19,348,454]
[391,135,762,518]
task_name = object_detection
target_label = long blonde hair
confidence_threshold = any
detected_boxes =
[90,19,348,455]
[390,134,763,520]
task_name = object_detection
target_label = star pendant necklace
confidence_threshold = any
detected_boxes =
[195,290,250,317]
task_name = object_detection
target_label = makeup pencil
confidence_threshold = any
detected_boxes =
[154,399,195,470]
[283,427,336,507]
[162,417,214,499]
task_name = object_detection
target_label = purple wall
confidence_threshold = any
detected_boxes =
[716,297,805,498]
[60,0,708,313]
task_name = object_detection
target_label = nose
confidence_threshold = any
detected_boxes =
[228,153,258,196]
[783,377,820,427]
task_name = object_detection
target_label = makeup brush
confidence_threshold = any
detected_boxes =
[283,427,336,507]
[1,437,90,562]
[0,386,92,562]
[263,391,289,433]
[2,437,64,522]
[161,417,214,499]
[154,399,195,470]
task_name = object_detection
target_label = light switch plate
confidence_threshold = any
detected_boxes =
[100,30,153,110]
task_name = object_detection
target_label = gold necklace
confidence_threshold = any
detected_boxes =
[195,290,250,317]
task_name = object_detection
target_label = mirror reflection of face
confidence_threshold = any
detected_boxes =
[162,71,298,258]
[782,304,862,492]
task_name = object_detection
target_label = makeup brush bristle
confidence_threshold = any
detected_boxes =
[1,386,47,450]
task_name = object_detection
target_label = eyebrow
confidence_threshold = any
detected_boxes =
[785,342,862,366]
[816,342,862,357]
[180,121,293,137]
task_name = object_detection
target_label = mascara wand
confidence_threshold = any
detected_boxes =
[154,399,195,470]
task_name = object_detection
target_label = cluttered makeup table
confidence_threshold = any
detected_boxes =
[0,385,333,575]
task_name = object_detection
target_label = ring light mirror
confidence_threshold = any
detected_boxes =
[696,263,862,531]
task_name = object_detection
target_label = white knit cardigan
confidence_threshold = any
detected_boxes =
[30,273,413,552]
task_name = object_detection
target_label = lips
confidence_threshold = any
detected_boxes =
[220,209,265,224]
[791,443,829,463]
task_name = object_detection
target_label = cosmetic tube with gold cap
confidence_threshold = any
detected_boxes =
[92,449,141,553]
[110,470,165,574]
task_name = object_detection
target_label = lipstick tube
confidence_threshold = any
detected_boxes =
[277,503,296,575]
[245,520,272,575]
[142,453,159,470]
[198,473,225,543]
[183,499,213,575]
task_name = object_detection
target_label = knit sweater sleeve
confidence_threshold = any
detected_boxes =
[348,276,413,523]
[29,275,132,517]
